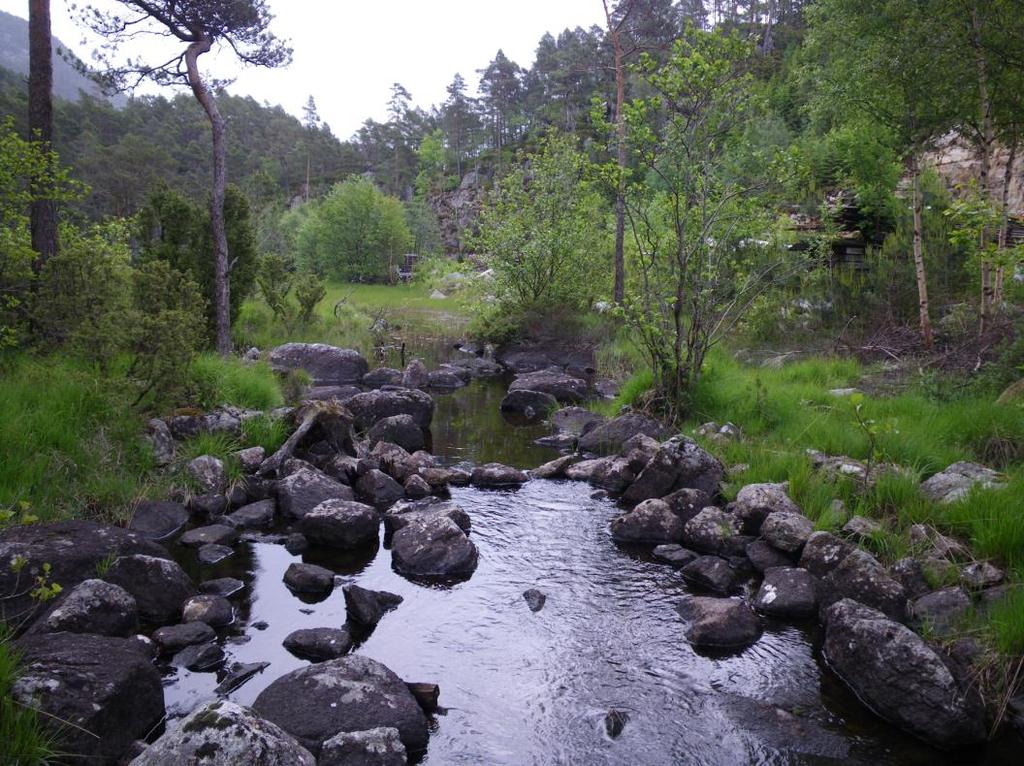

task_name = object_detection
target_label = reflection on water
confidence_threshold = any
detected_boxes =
[158,330,1022,764]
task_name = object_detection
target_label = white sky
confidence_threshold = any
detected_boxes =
[0,0,606,139]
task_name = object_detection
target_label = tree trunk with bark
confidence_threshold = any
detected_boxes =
[911,161,935,349]
[972,3,995,333]
[995,133,1018,306]
[29,0,57,270]
[185,37,231,356]
[603,0,628,304]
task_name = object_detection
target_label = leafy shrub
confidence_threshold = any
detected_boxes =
[256,254,294,321]
[294,271,327,324]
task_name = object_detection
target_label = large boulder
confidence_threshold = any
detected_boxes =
[366,415,426,453]
[356,469,406,507]
[798,531,853,578]
[31,579,138,637]
[471,463,529,489]
[819,549,907,622]
[499,389,559,424]
[823,599,986,747]
[622,436,724,503]
[269,343,368,385]
[104,554,197,625]
[609,499,684,544]
[298,499,380,549]
[728,483,801,535]
[383,499,471,535]
[564,457,634,493]
[319,727,407,766]
[0,521,168,627]
[577,413,672,455]
[920,461,1006,504]
[550,407,606,436]
[391,516,478,579]
[13,632,164,766]
[753,567,819,618]
[225,499,277,530]
[348,388,435,430]
[277,466,354,520]
[681,507,740,554]
[363,367,403,389]
[131,700,314,765]
[252,655,429,757]
[128,501,190,541]
[680,596,762,649]
[760,511,814,554]
[508,369,588,403]
[401,359,430,389]
[681,555,736,593]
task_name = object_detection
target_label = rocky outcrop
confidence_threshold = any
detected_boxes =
[823,599,986,747]
[508,369,588,403]
[131,700,315,765]
[253,655,429,757]
[347,388,435,431]
[391,515,478,579]
[13,632,164,766]
[269,343,368,385]
[621,437,723,503]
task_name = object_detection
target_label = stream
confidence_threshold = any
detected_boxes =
[160,337,1020,765]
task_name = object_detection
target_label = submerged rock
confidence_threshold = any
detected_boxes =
[823,599,986,747]
[500,389,559,423]
[681,596,762,649]
[283,627,353,662]
[604,709,629,739]
[391,516,478,579]
[471,462,529,488]
[131,700,314,765]
[253,655,429,757]
[523,588,547,612]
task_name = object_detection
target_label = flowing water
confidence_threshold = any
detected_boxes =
[160,339,1022,765]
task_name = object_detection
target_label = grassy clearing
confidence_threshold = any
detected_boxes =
[0,631,54,766]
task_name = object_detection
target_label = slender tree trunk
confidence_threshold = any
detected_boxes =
[29,0,57,271]
[603,0,628,304]
[995,133,1018,306]
[972,3,995,333]
[186,37,231,356]
[911,161,935,349]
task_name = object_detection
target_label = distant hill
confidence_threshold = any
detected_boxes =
[0,9,111,103]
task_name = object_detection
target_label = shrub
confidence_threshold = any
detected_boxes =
[294,271,327,324]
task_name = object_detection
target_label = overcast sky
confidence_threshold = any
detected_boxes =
[0,0,607,139]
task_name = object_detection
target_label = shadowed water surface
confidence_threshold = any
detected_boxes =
[161,371,1022,764]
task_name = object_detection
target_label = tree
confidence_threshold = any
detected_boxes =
[78,1,291,355]
[29,0,58,268]
[302,95,320,202]
[441,73,481,178]
[478,50,526,162]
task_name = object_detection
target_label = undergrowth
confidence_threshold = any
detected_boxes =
[0,630,55,765]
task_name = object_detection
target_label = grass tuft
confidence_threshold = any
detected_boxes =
[188,354,283,411]
[0,629,56,765]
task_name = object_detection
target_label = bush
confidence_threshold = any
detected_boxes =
[188,354,283,410]
[296,179,412,282]
[294,271,327,324]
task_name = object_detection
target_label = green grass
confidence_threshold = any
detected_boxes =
[188,354,283,411]
[0,356,159,524]
[241,414,289,454]
[984,586,1024,655]
[0,631,56,765]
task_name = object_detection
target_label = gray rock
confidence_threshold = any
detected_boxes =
[253,655,429,757]
[236,446,266,474]
[920,461,1005,504]
[623,437,724,504]
[508,369,588,403]
[961,561,1004,590]
[146,419,175,466]
[343,584,403,628]
[681,507,740,554]
[760,512,814,554]
[798,531,853,578]
[681,596,762,649]
[215,661,271,695]
[820,549,907,622]
[500,389,559,423]
[200,577,245,598]
[130,700,314,765]
[427,369,467,389]
[891,557,931,600]
[319,727,407,766]
[910,587,971,633]
[305,385,361,403]
[180,524,239,548]
[283,563,335,595]
[531,454,579,479]
[662,488,712,523]
[383,499,471,535]
[404,474,433,499]
[728,482,800,535]
[187,455,227,494]
[283,627,353,662]
[347,388,435,430]
[172,642,225,672]
[190,493,228,518]
[745,540,793,572]
[14,633,164,765]
[823,599,986,747]
[523,588,546,612]
[610,499,684,544]
[681,555,736,594]
[568,456,636,493]
[104,554,196,625]
[269,343,368,385]
[842,515,882,542]
[754,567,819,618]
[277,466,355,519]
[182,594,233,628]
[577,413,672,455]
[36,579,137,637]
[401,359,430,389]
[129,500,189,541]
[363,367,403,389]
[367,415,425,453]
[653,544,699,567]
[356,469,406,507]
[198,544,234,565]
[391,515,478,579]
[471,462,529,488]
[225,499,276,529]
[151,622,216,654]
[298,499,380,548]
[550,407,606,436]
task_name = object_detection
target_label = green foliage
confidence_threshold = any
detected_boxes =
[241,414,288,453]
[256,254,295,322]
[404,198,444,258]
[476,132,608,315]
[296,179,412,282]
[187,354,283,411]
[293,271,327,324]
[0,627,55,766]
